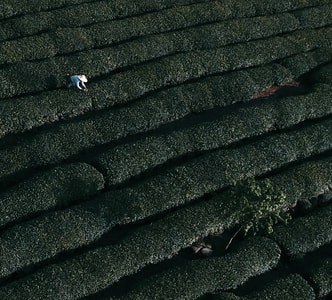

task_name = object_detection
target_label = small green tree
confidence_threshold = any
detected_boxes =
[225,177,291,249]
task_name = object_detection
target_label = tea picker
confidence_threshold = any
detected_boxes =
[65,74,88,92]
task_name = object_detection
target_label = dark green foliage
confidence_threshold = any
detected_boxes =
[307,258,332,297]
[225,177,290,236]
[0,163,104,228]
[271,204,332,259]
[120,237,280,300]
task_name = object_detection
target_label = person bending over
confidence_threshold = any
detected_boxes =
[65,74,88,92]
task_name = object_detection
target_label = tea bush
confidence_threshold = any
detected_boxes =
[0,0,95,19]
[271,204,332,259]
[215,274,315,300]
[0,163,104,228]
[307,258,332,298]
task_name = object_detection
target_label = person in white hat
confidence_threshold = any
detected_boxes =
[65,74,88,92]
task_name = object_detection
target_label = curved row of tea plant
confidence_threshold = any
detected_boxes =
[1,26,331,98]
[1,48,330,139]
[215,274,316,300]
[2,4,332,64]
[95,83,332,186]
[0,0,205,21]
[306,258,332,298]
[0,0,97,19]
[119,237,280,300]
[271,204,332,259]
[0,163,104,229]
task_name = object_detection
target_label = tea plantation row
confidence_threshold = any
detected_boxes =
[0,0,205,21]
[215,274,316,300]
[0,163,104,229]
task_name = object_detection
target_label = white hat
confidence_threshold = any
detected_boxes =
[79,75,88,82]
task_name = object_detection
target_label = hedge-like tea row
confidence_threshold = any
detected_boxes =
[214,274,315,300]
[0,0,205,21]
[271,204,332,259]
[1,48,330,140]
[306,258,332,298]
[0,0,329,42]
[120,237,280,300]
[272,159,332,208]
[0,0,95,19]
[1,147,331,278]
[3,4,332,64]
[95,83,332,186]
[0,163,104,228]
[1,26,331,99]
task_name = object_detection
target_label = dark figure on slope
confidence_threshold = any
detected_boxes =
[65,74,88,92]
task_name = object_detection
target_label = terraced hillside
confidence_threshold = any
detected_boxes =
[0,0,331,299]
